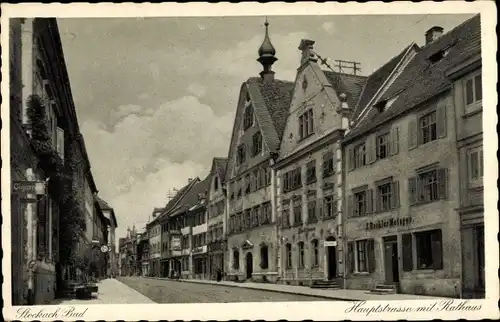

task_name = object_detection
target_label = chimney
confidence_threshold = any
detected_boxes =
[298,39,318,65]
[188,178,193,183]
[425,26,444,45]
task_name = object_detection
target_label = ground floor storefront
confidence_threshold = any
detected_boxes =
[344,212,462,298]
[460,210,484,298]
[208,242,225,279]
[149,258,161,277]
[141,261,149,276]
[192,253,208,279]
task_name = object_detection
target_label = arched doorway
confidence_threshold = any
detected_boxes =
[325,236,337,280]
[245,252,253,279]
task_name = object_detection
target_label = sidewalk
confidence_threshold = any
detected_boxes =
[147,277,451,301]
[50,278,155,304]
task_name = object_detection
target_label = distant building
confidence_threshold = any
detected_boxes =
[97,197,119,277]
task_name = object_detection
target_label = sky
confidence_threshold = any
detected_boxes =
[56,14,474,241]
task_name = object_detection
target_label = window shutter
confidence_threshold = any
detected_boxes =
[367,239,376,273]
[347,147,354,171]
[390,126,399,155]
[366,189,373,214]
[391,181,400,209]
[431,230,443,270]
[317,197,323,219]
[437,168,448,199]
[436,104,447,138]
[347,242,354,274]
[402,233,413,271]
[367,135,376,164]
[347,195,354,218]
[408,177,417,205]
[408,118,418,150]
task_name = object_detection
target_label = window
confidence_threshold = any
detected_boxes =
[415,229,443,270]
[283,167,302,192]
[376,182,393,212]
[251,170,258,192]
[468,147,483,186]
[419,111,437,144]
[233,249,240,269]
[244,103,254,130]
[261,202,271,224]
[252,132,263,156]
[236,179,242,198]
[214,176,219,191]
[465,73,482,107]
[354,190,367,217]
[265,167,272,186]
[306,160,316,184]
[322,151,335,177]
[307,199,317,223]
[293,200,302,226]
[244,174,251,194]
[286,243,292,268]
[409,168,448,204]
[324,195,336,218]
[376,133,390,160]
[237,145,246,164]
[355,239,375,273]
[311,239,319,267]
[298,242,305,268]
[260,245,269,269]
[299,109,314,140]
[354,143,366,168]
[282,208,290,227]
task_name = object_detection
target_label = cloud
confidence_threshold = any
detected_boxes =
[81,96,233,238]
[187,82,207,98]
[322,21,335,34]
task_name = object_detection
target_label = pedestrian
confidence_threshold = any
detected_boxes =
[216,269,222,282]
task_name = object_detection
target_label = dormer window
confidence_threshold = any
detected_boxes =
[375,100,388,113]
[243,100,254,130]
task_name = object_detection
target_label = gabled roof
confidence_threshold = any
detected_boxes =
[352,44,413,121]
[96,196,118,228]
[245,77,295,153]
[170,174,212,218]
[323,71,367,108]
[211,157,229,184]
[345,14,480,141]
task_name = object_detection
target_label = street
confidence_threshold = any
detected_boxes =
[118,277,326,303]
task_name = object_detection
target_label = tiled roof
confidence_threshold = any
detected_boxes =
[246,77,295,153]
[346,14,480,141]
[96,196,113,210]
[170,174,212,218]
[351,44,412,120]
[323,71,367,108]
[213,157,229,183]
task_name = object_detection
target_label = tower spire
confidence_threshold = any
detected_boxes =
[257,17,278,82]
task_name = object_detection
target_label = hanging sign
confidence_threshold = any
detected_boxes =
[324,240,337,247]
[101,245,109,253]
[13,181,46,195]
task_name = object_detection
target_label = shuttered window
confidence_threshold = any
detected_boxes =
[468,147,483,187]
[409,104,447,150]
[402,233,413,271]
[408,168,448,205]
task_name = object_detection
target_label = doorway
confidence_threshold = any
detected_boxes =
[326,236,337,280]
[245,252,253,279]
[476,225,485,290]
[383,236,399,284]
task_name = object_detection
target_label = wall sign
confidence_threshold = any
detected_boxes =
[298,227,315,234]
[365,217,413,230]
[13,181,46,194]
[324,240,337,247]
[192,247,204,254]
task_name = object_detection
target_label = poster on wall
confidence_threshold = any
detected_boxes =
[171,236,181,250]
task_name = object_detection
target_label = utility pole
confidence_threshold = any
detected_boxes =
[333,60,362,75]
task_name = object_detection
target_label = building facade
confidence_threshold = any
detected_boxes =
[207,158,228,279]
[341,17,480,298]
[97,197,119,277]
[225,21,293,283]
[147,220,162,277]
[274,39,364,287]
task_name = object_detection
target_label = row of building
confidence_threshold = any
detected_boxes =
[9,18,119,305]
[132,15,483,298]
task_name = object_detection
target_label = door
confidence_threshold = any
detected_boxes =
[384,238,399,283]
[476,225,485,289]
[245,252,253,279]
[327,246,337,280]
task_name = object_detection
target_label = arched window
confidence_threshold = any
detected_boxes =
[260,244,269,269]
[233,249,240,270]
[298,241,305,268]
[311,239,319,267]
[285,243,292,269]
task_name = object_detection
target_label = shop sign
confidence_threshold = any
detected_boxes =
[324,240,337,247]
[365,217,413,230]
[192,246,204,254]
[298,227,315,234]
[171,236,181,250]
[13,181,46,195]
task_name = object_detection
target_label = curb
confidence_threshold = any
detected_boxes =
[143,276,355,301]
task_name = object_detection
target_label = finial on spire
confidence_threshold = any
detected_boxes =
[257,16,278,82]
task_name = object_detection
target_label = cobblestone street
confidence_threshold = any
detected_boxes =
[118,277,328,303]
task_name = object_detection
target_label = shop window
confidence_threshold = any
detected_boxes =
[402,233,413,271]
[260,245,269,269]
[355,239,375,273]
[233,249,240,270]
[298,241,305,268]
[285,243,292,269]
[311,239,319,267]
[468,147,483,187]
[415,229,443,270]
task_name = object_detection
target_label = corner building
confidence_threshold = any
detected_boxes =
[274,40,365,287]
[342,17,480,298]
[225,21,294,282]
